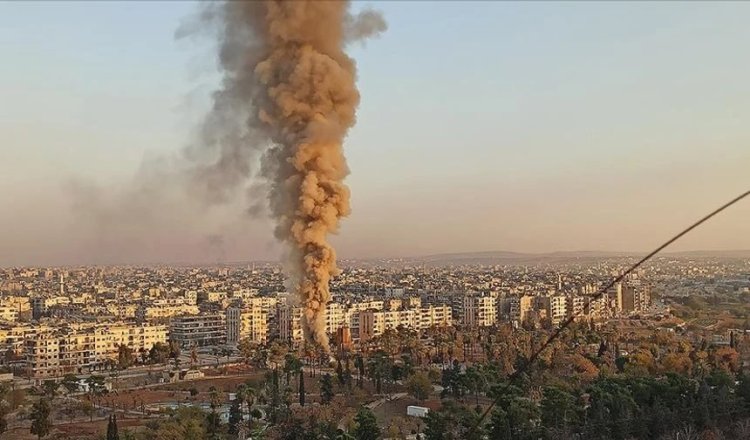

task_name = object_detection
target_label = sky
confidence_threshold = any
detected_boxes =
[0,1,749,266]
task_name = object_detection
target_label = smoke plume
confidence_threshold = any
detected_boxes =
[199,1,385,352]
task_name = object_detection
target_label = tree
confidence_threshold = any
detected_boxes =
[0,406,6,436]
[710,346,740,373]
[284,353,303,387]
[42,380,58,398]
[540,387,580,436]
[354,354,365,388]
[268,341,289,370]
[227,396,243,435]
[169,340,181,365]
[117,344,134,370]
[238,338,255,365]
[424,400,482,440]
[661,352,692,375]
[149,342,170,364]
[405,371,432,402]
[61,374,79,394]
[321,373,335,405]
[79,400,94,422]
[367,350,392,395]
[190,345,198,368]
[30,399,52,440]
[86,375,107,408]
[206,409,223,440]
[486,390,540,440]
[463,366,486,405]
[107,414,119,440]
[352,407,380,440]
[9,388,25,410]
[141,406,208,440]
[299,369,306,406]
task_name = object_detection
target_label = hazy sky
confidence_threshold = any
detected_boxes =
[1,1,749,266]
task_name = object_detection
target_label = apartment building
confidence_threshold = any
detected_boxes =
[359,306,453,341]
[105,303,139,319]
[509,295,534,323]
[0,325,33,357]
[418,305,453,329]
[462,294,497,327]
[619,284,651,314]
[277,306,304,344]
[135,299,200,321]
[226,306,268,344]
[0,306,18,323]
[169,314,226,348]
[24,322,168,379]
[567,295,586,319]
[540,295,567,326]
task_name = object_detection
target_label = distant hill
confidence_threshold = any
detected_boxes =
[401,249,750,265]
[661,249,750,258]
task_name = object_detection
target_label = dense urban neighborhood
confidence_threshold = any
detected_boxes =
[0,254,748,439]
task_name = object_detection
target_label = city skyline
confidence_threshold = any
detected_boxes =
[1,1,749,266]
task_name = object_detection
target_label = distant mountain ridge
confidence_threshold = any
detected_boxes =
[402,249,750,265]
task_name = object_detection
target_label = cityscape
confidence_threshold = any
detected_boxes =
[2,1,750,440]
[0,253,747,438]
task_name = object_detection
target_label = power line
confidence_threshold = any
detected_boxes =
[471,189,750,433]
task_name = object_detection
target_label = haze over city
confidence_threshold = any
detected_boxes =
[3,3,750,440]
[1,1,749,266]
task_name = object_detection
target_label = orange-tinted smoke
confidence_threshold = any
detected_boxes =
[213,1,384,352]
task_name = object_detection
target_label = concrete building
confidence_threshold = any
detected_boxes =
[462,294,497,327]
[278,305,304,344]
[359,306,453,341]
[0,306,18,323]
[619,284,651,314]
[226,306,268,344]
[542,295,568,326]
[169,314,225,348]
[135,301,200,321]
[24,322,168,379]
[567,295,586,319]
[509,295,534,324]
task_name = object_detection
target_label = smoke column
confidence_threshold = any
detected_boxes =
[201,1,385,352]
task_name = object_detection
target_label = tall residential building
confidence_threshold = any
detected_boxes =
[566,295,585,319]
[277,305,304,344]
[226,306,268,344]
[462,294,497,327]
[541,295,567,326]
[509,295,534,324]
[620,284,651,314]
[169,314,226,348]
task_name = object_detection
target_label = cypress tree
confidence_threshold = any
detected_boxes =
[106,414,119,440]
[299,370,306,406]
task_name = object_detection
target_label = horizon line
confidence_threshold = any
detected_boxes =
[2,247,749,269]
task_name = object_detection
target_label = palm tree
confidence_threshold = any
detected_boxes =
[244,385,257,429]
[268,341,289,372]
[283,354,303,387]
